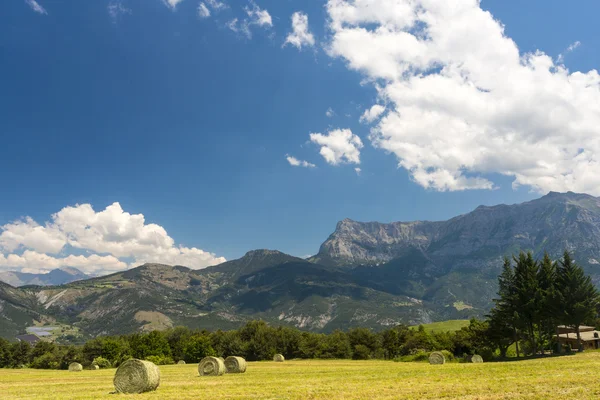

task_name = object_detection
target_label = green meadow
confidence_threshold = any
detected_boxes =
[3,353,600,399]
[409,319,470,333]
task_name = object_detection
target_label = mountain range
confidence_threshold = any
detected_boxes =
[2,191,600,340]
[0,267,88,287]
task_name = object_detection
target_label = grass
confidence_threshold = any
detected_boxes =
[3,353,600,399]
[410,319,470,333]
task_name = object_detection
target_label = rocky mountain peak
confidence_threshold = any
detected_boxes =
[318,192,600,268]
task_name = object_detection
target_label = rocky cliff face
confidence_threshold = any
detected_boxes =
[316,219,440,265]
[316,192,600,276]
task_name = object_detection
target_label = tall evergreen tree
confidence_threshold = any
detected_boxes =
[513,252,541,354]
[489,257,521,356]
[537,252,557,352]
[555,251,600,351]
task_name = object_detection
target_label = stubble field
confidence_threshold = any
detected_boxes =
[2,353,600,400]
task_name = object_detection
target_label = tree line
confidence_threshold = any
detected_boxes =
[0,250,597,369]
[0,319,495,369]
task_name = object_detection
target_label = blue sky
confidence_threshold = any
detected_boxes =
[1,0,599,274]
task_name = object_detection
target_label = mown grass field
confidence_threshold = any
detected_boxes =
[3,353,600,399]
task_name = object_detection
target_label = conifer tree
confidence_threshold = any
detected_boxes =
[555,251,600,351]
[490,257,521,356]
[513,252,541,354]
[537,252,557,351]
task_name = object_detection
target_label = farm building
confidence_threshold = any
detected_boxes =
[16,334,41,345]
[556,326,600,350]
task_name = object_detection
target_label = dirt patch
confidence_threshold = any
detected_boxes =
[134,311,173,331]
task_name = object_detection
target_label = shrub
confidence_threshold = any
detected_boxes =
[145,355,174,365]
[93,356,112,369]
[352,345,371,360]
[441,350,454,362]
[31,353,60,369]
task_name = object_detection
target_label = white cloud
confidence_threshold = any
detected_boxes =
[163,0,185,10]
[198,2,211,18]
[286,155,316,168]
[227,18,252,38]
[0,202,225,274]
[25,0,47,14]
[0,218,65,254]
[567,41,582,52]
[326,107,335,118]
[355,167,362,175]
[310,128,363,165]
[108,1,131,23]
[0,251,127,275]
[245,1,272,27]
[360,104,385,124]
[284,12,315,49]
[558,41,582,63]
[206,0,227,11]
[326,0,600,193]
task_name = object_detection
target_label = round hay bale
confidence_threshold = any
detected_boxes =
[88,364,100,370]
[218,357,225,362]
[177,360,186,365]
[198,356,225,376]
[470,354,483,363]
[428,352,445,365]
[273,354,285,362]
[68,362,83,372]
[113,359,160,394]
[224,356,247,374]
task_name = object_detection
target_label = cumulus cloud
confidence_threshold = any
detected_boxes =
[245,1,272,27]
[326,107,335,118]
[310,128,363,165]
[0,202,225,274]
[163,0,185,10]
[286,155,316,168]
[0,251,127,275]
[25,0,47,14]
[0,218,65,254]
[198,2,210,18]
[326,0,600,193]
[284,12,315,49]
[108,1,131,23]
[360,104,385,124]
[355,167,362,175]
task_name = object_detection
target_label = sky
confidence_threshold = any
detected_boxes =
[1,0,599,275]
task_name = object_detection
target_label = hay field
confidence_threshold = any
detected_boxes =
[3,353,600,400]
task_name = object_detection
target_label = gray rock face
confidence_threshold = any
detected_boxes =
[317,219,441,265]
[317,192,600,274]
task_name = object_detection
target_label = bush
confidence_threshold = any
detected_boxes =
[145,355,174,365]
[441,350,454,362]
[393,350,430,362]
[93,356,112,369]
[31,353,60,369]
[352,345,371,360]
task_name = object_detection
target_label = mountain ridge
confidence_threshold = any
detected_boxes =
[0,267,89,287]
